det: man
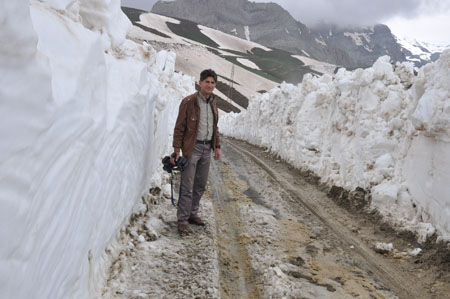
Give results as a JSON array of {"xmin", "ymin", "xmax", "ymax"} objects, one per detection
[{"xmin": 171, "ymin": 69, "xmax": 221, "ymax": 235}]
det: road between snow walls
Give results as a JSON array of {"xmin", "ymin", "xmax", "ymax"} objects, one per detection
[
  {"xmin": 2, "ymin": 1, "xmax": 450, "ymax": 299},
  {"xmin": 0, "ymin": 1, "xmax": 194, "ymax": 298}
]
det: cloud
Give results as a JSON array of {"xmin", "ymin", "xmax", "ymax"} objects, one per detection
[
  {"xmin": 121, "ymin": 0, "xmax": 158, "ymax": 11},
  {"xmin": 254, "ymin": 0, "xmax": 450, "ymax": 27},
  {"xmin": 386, "ymin": 13, "xmax": 450, "ymax": 45},
  {"xmin": 121, "ymin": 0, "xmax": 450, "ymax": 27}
]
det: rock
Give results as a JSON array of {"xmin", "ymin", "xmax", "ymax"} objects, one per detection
[
  {"xmin": 288, "ymin": 256, "xmax": 305, "ymax": 267},
  {"xmin": 374, "ymin": 242, "xmax": 394, "ymax": 254}
]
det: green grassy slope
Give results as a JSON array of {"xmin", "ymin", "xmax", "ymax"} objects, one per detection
[
  {"xmin": 121, "ymin": 7, "xmax": 322, "ymax": 85},
  {"xmin": 166, "ymin": 19, "xmax": 220, "ymax": 48}
]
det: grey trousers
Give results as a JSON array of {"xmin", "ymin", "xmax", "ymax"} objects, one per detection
[{"xmin": 177, "ymin": 143, "xmax": 211, "ymax": 224}]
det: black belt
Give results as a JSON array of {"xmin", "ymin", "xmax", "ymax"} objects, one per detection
[{"xmin": 196, "ymin": 140, "xmax": 212, "ymax": 144}]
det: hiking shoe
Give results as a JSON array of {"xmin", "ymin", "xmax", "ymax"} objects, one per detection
[
  {"xmin": 178, "ymin": 223, "xmax": 192, "ymax": 236},
  {"xmin": 188, "ymin": 217, "xmax": 206, "ymax": 226}
]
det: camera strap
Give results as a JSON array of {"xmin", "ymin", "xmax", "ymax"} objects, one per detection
[{"xmin": 170, "ymin": 172, "xmax": 177, "ymax": 207}]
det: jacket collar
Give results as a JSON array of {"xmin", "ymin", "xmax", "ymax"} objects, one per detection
[{"xmin": 195, "ymin": 91, "xmax": 215, "ymax": 105}]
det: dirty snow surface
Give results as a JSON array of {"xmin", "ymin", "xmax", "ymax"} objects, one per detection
[{"xmin": 102, "ymin": 189, "xmax": 220, "ymax": 298}]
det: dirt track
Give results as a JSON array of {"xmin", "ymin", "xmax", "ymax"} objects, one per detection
[
  {"xmin": 215, "ymin": 137, "xmax": 450, "ymax": 299},
  {"xmin": 102, "ymin": 137, "xmax": 450, "ymax": 298}
]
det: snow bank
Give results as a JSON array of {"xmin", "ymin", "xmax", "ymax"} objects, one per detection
[
  {"xmin": 0, "ymin": 1, "xmax": 193, "ymax": 299},
  {"xmin": 220, "ymin": 52, "xmax": 450, "ymax": 241}
]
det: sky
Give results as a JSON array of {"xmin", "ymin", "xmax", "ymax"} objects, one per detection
[{"xmin": 121, "ymin": 0, "xmax": 450, "ymax": 45}]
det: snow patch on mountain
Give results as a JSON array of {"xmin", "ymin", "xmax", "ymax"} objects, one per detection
[
  {"xmin": 292, "ymin": 55, "xmax": 337, "ymax": 75},
  {"xmin": 396, "ymin": 36, "xmax": 449, "ymax": 63},
  {"xmin": 237, "ymin": 58, "xmax": 261, "ymax": 70},
  {"xmin": 220, "ymin": 52, "xmax": 450, "ymax": 242},
  {"xmin": 344, "ymin": 32, "xmax": 372, "ymax": 46},
  {"xmin": 199, "ymin": 24, "xmax": 271, "ymax": 53},
  {"xmin": 344, "ymin": 32, "xmax": 373, "ymax": 52},
  {"xmin": 244, "ymin": 25, "xmax": 251, "ymax": 41},
  {"xmin": 315, "ymin": 38, "xmax": 327, "ymax": 47}
]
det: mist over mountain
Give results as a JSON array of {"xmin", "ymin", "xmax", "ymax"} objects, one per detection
[{"xmin": 151, "ymin": 0, "xmax": 444, "ymax": 68}]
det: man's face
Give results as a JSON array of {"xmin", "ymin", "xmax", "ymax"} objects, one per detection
[{"xmin": 199, "ymin": 76, "xmax": 216, "ymax": 97}]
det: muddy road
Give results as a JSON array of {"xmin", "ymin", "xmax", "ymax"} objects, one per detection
[{"xmin": 102, "ymin": 137, "xmax": 450, "ymax": 298}]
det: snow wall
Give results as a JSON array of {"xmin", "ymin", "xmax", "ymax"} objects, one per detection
[
  {"xmin": 0, "ymin": 1, "xmax": 194, "ymax": 298},
  {"xmin": 220, "ymin": 52, "xmax": 450, "ymax": 242}
]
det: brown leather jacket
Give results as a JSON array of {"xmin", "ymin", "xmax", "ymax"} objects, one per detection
[{"xmin": 173, "ymin": 92, "xmax": 220, "ymax": 158}]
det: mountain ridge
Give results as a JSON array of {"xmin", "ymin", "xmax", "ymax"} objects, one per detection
[
  {"xmin": 151, "ymin": 0, "xmax": 446, "ymax": 68},
  {"xmin": 151, "ymin": 0, "xmax": 356, "ymax": 68}
]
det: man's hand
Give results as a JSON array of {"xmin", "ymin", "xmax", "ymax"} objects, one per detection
[
  {"xmin": 214, "ymin": 148, "xmax": 221, "ymax": 160},
  {"xmin": 170, "ymin": 150, "xmax": 180, "ymax": 165}
]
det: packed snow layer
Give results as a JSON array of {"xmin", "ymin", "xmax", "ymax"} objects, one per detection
[
  {"xmin": 0, "ymin": 1, "xmax": 193, "ymax": 299},
  {"xmin": 220, "ymin": 52, "xmax": 450, "ymax": 241}
]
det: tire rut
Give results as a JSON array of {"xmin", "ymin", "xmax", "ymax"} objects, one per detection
[
  {"xmin": 225, "ymin": 138, "xmax": 429, "ymax": 299},
  {"xmin": 209, "ymin": 161, "xmax": 263, "ymax": 299}
]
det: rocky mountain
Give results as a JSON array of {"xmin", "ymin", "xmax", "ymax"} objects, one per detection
[
  {"xmin": 395, "ymin": 37, "xmax": 448, "ymax": 66},
  {"xmin": 151, "ymin": 0, "xmax": 403, "ymax": 68},
  {"xmin": 152, "ymin": 0, "xmax": 447, "ymax": 69},
  {"xmin": 312, "ymin": 23, "xmax": 406, "ymax": 69},
  {"xmin": 151, "ymin": 0, "xmax": 356, "ymax": 68}
]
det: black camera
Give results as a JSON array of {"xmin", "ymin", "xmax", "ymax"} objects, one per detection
[{"xmin": 162, "ymin": 153, "xmax": 189, "ymax": 173}]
